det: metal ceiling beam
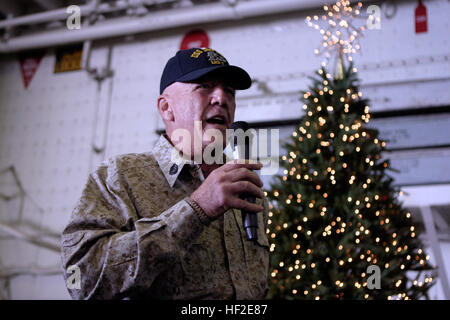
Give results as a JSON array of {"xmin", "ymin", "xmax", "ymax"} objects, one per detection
[
  {"xmin": 0, "ymin": 3, "xmax": 94, "ymax": 29},
  {"xmin": 0, "ymin": 0, "xmax": 375, "ymax": 53},
  {"xmin": 0, "ymin": 0, "xmax": 182, "ymax": 29},
  {"xmin": 0, "ymin": 0, "xmax": 22, "ymax": 17},
  {"xmin": 33, "ymin": 0, "xmax": 65, "ymax": 10}
]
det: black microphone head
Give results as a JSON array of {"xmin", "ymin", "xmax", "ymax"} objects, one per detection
[
  {"xmin": 230, "ymin": 121, "xmax": 252, "ymax": 150},
  {"xmin": 230, "ymin": 121, "xmax": 249, "ymax": 131},
  {"xmin": 229, "ymin": 121, "xmax": 255, "ymax": 160}
]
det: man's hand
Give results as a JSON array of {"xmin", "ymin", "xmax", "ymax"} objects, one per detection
[{"xmin": 190, "ymin": 161, "xmax": 265, "ymax": 219}]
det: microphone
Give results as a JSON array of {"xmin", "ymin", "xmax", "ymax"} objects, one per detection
[{"xmin": 230, "ymin": 121, "xmax": 258, "ymax": 241}]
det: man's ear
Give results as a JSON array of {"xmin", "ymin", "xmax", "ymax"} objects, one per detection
[{"xmin": 157, "ymin": 94, "xmax": 174, "ymax": 122}]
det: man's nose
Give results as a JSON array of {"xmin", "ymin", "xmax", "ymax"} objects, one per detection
[{"xmin": 210, "ymin": 85, "xmax": 227, "ymax": 107}]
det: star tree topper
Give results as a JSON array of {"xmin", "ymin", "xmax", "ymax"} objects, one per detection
[{"xmin": 306, "ymin": 0, "xmax": 369, "ymax": 78}]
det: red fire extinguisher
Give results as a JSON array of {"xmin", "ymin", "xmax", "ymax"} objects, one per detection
[{"xmin": 415, "ymin": 0, "xmax": 428, "ymax": 33}]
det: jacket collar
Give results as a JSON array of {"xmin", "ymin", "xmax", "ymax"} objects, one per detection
[{"xmin": 152, "ymin": 135, "xmax": 194, "ymax": 188}]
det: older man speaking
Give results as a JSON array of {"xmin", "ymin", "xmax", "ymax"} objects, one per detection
[{"xmin": 61, "ymin": 48, "xmax": 270, "ymax": 300}]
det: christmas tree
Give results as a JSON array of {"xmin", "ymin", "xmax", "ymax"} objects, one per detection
[{"xmin": 266, "ymin": 0, "xmax": 436, "ymax": 300}]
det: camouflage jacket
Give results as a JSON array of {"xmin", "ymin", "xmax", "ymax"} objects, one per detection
[{"xmin": 61, "ymin": 135, "xmax": 270, "ymax": 299}]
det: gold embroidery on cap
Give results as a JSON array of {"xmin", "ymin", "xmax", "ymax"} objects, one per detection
[
  {"xmin": 191, "ymin": 49, "xmax": 204, "ymax": 58},
  {"xmin": 190, "ymin": 48, "xmax": 228, "ymax": 65},
  {"xmin": 207, "ymin": 51, "xmax": 227, "ymax": 65}
]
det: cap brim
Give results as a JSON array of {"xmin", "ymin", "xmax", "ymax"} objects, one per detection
[{"xmin": 176, "ymin": 65, "xmax": 252, "ymax": 90}]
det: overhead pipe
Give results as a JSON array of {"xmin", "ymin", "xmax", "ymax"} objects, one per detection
[
  {"xmin": 0, "ymin": 0, "xmax": 185, "ymax": 29},
  {"xmin": 0, "ymin": 3, "xmax": 94, "ymax": 29},
  {"xmin": 81, "ymin": 0, "xmax": 99, "ymax": 75},
  {"xmin": 0, "ymin": 0, "xmax": 329, "ymax": 54}
]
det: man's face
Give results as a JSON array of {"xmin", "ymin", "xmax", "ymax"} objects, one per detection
[{"xmin": 160, "ymin": 74, "xmax": 237, "ymax": 157}]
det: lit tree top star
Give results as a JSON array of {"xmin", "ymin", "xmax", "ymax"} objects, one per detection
[{"xmin": 306, "ymin": 0, "xmax": 367, "ymax": 74}]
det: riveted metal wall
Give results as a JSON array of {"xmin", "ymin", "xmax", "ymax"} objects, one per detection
[{"xmin": 0, "ymin": 0, "xmax": 449, "ymax": 299}]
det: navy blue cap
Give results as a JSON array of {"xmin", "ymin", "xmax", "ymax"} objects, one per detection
[{"xmin": 160, "ymin": 47, "xmax": 252, "ymax": 94}]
